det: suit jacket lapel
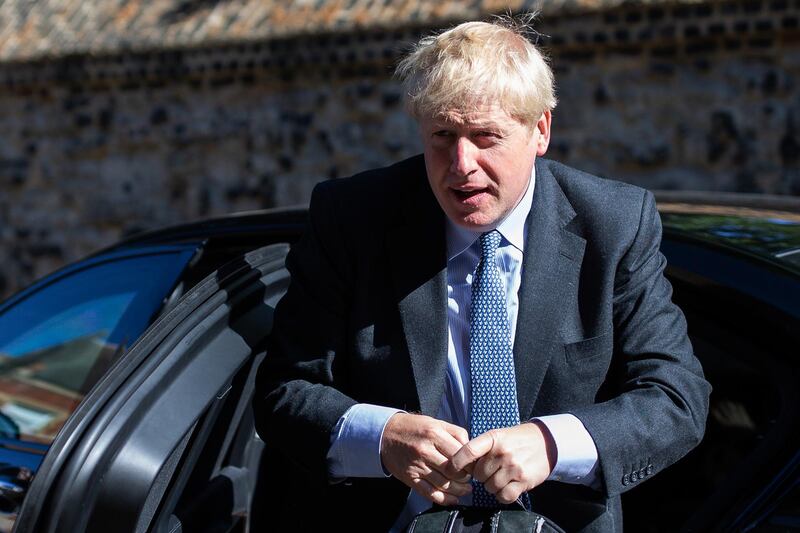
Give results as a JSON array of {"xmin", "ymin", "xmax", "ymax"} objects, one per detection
[
  {"xmin": 514, "ymin": 158, "xmax": 586, "ymax": 420},
  {"xmin": 390, "ymin": 164, "xmax": 449, "ymax": 416}
]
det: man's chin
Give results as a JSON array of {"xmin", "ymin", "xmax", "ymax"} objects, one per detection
[{"xmin": 449, "ymin": 211, "xmax": 500, "ymax": 232}]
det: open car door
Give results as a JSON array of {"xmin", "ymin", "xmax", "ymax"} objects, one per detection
[{"xmin": 13, "ymin": 243, "xmax": 289, "ymax": 533}]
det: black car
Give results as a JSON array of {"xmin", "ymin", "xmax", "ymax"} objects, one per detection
[{"xmin": 0, "ymin": 200, "xmax": 797, "ymax": 532}]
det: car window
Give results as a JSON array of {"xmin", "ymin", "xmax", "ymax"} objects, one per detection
[{"xmin": 0, "ymin": 249, "xmax": 195, "ymax": 445}]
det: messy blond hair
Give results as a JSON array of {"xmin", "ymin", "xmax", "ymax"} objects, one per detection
[{"xmin": 395, "ymin": 16, "xmax": 557, "ymax": 127}]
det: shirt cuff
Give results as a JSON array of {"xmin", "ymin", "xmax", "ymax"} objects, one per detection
[
  {"xmin": 327, "ymin": 403, "xmax": 403, "ymax": 479},
  {"xmin": 535, "ymin": 414, "xmax": 599, "ymax": 486}
]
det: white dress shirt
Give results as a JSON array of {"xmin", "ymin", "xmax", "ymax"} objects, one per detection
[{"xmin": 327, "ymin": 166, "xmax": 599, "ymax": 531}]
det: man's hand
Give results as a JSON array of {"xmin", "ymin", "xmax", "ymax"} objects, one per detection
[
  {"xmin": 451, "ymin": 421, "xmax": 556, "ymax": 505},
  {"xmin": 380, "ymin": 413, "xmax": 473, "ymax": 505}
]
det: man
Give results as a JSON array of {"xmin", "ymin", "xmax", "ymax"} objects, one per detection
[{"xmin": 254, "ymin": 17, "xmax": 710, "ymax": 532}]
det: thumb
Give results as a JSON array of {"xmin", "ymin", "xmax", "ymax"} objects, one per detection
[{"xmin": 451, "ymin": 431, "xmax": 495, "ymax": 472}]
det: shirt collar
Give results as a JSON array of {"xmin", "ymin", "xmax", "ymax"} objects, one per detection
[{"xmin": 446, "ymin": 165, "xmax": 536, "ymax": 260}]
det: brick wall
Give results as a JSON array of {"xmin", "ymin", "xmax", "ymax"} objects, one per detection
[{"xmin": 1, "ymin": 0, "xmax": 799, "ymax": 298}]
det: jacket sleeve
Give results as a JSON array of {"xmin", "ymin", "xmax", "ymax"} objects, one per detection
[
  {"xmin": 253, "ymin": 181, "xmax": 358, "ymax": 483},
  {"xmin": 569, "ymin": 189, "xmax": 711, "ymax": 497}
]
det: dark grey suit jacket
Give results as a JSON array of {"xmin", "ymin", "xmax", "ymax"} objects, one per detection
[{"xmin": 254, "ymin": 155, "xmax": 711, "ymax": 532}]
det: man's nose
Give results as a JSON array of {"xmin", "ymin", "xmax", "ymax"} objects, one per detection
[{"xmin": 450, "ymin": 137, "xmax": 478, "ymax": 177}]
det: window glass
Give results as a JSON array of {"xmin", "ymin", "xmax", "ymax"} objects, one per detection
[{"xmin": 0, "ymin": 249, "xmax": 194, "ymax": 444}]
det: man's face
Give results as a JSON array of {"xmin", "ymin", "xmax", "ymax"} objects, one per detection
[{"xmin": 420, "ymin": 104, "xmax": 551, "ymax": 231}]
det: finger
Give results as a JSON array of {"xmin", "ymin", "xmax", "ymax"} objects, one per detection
[
  {"xmin": 424, "ymin": 469, "xmax": 455, "ymax": 491},
  {"xmin": 448, "ymin": 480, "xmax": 473, "ymax": 497},
  {"xmin": 423, "ymin": 469, "xmax": 473, "ymax": 497},
  {"xmin": 480, "ymin": 456, "xmax": 513, "ymax": 492},
  {"xmin": 429, "ymin": 451, "xmax": 472, "ymax": 482},
  {"xmin": 410, "ymin": 478, "xmax": 459, "ymax": 506},
  {"xmin": 381, "ymin": 442, "xmax": 446, "ymax": 483},
  {"xmin": 495, "ymin": 481, "xmax": 529, "ymax": 505},
  {"xmin": 435, "ymin": 426, "xmax": 470, "ymax": 458},
  {"xmin": 444, "ymin": 423, "xmax": 470, "ymax": 446},
  {"xmin": 473, "ymin": 452, "xmax": 504, "ymax": 484},
  {"xmin": 431, "ymin": 453, "xmax": 473, "ymax": 483},
  {"xmin": 446, "ymin": 465, "xmax": 473, "ymax": 484},
  {"xmin": 428, "ymin": 453, "xmax": 472, "ymax": 484},
  {"xmin": 432, "ymin": 433, "xmax": 474, "ymax": 482},
  {"xmin": 452, "ymin": 432, "xmax": 495, "ymax": 472},
  {"xmin": 409, "ymin": 448, "xmax": 470, "ymax": 487}
]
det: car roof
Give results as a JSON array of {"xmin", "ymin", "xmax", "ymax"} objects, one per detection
[
  {"xmin": 658, "ymin": 202, "xmax": 800, "ymax": 276},
  {"xmin": 106, "ymin": 206, "xmax": 308, "ymax": 251}
]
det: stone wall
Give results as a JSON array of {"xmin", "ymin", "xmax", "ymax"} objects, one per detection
[{"xmin": 1, "ymin": 0, "xmax": 799, "ymax": 298}]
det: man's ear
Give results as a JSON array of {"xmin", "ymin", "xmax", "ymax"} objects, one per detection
[{"xmin": 535, "ymin": 110, "xmax": 552, "ymax": 157}]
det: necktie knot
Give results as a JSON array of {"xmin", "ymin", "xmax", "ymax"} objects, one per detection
[{"xmin": 478, "ymin": 230, "xmax": 502, "ymax": 262}]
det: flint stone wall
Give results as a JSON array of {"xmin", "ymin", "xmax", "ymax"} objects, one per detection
[{"xmin": 1, "ymin": 0, "xmax": 799, "ymax": 298}]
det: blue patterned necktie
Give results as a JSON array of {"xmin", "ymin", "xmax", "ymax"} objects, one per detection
[{"xmin": 469, "ymin": 230, "xmax": 529, "ymax": 509}]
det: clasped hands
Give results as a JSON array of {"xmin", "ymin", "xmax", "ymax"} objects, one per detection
[{"xmin": 380, "ymin": 413, "xmax": 556, "ymax": 506}]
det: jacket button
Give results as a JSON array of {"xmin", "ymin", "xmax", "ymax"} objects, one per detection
[
  {"xmin": 646, "ymin": 465, "xmax": 654, "ymax": 475},
  {"xmin": 631, "ymin": 471, "xmax": 640, "ymax": 481},
  {"xmin": 621, "ymin": 474, "xmax": 630, "ymax": 485}
]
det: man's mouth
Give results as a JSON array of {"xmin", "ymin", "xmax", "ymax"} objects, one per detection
[{"xmin": 452, "ymin": 188, "xmax": 487, "ymax": 201}]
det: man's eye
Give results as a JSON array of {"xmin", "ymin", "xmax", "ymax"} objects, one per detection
[
  {"xmin": 476, "ymin": 131, "xmax": 498, "ymax": 138},
  {"xmin": 433, "ymin": 130, "xmax": 453, "ymax": 138}
]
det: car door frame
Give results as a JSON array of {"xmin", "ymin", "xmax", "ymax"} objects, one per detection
[{"xmin": 13, "ymin": 243, "xmax": 290, "ymax": 533}]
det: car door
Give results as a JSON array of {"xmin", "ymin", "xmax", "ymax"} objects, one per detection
[
  {"xmin": 0, "ymin": 243, "xmax": 201, "ymax": 531},
  {"xmin": 12, "ymin": 243, "xmax": 290, "ymax": 533},
  {"xmin": 622, "ymin": 231, "xmax": 800, "ymax": 532}
]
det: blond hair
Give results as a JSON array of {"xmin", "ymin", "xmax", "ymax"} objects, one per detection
[{"xmin": 395, "ymin": 17, "xmax": 557, "ymax": 126}]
